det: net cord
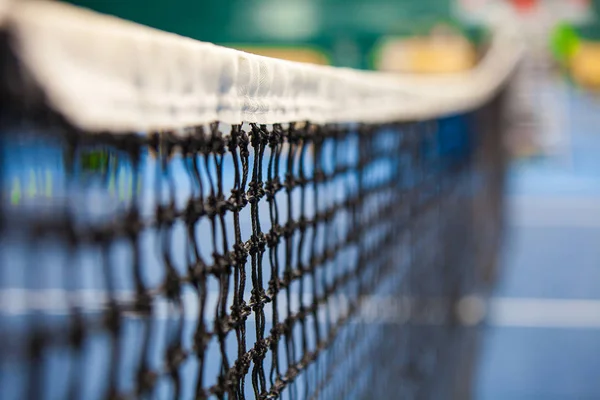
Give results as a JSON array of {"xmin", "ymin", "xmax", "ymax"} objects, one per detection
[{"xmin": 0, "ymin": 0, "xmax": 522, "ymax": 133}]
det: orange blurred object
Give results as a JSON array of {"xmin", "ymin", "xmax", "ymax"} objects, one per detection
[
  {"xmin": 375, "ymin": 26, "xmax": 477, "ymax": 74},
  {"xmin": 233, "ymin": 47, "xmax": 329, "ymax": 65},
  {"xmin": 570, "ymin": 41, "xmax": 600, "ymax": 89},
  {"xmin": 511, "ymin": 0, "xmax": 538, "ymax": 13}
]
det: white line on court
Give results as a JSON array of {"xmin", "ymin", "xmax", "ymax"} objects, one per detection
[
  {"xmin": 488, "ymin": 298, "xmax": 600, "ymax": 329},
  {"xmin": 508, "ymin": 196, "xmax": 600, "ymax": 227},
  {"xmin": 507, "ymin": 196, "xmax": 600, "ymax": 228},
  {"xmin": 2, "ymin": 289, "xmax": 600, "ymax": 329}
]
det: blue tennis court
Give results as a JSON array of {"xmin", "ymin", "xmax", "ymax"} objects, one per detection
[{"xmin": 476, "ymin": 81, "xmax": 600, "ymax": 399}]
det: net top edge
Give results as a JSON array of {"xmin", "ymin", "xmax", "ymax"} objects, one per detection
[{"xmin": 1, "ymin": 0, "xmax": 524, "ymax": 134}]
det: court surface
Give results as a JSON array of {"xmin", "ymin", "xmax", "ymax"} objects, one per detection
[{"xmin": 476, "ymin": 81, "xmax": 600, "ymax": 399}]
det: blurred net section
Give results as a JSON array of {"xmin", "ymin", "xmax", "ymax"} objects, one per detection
[{"xmin": 0, "ymin": 2, "xmax": 515, "ymax": 400}]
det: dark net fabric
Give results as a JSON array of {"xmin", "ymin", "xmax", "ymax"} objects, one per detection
[{"xmin": 0, "ymin": 39, "xmax": 508, "ymax": 400}]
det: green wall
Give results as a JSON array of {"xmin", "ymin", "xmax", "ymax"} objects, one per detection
[{"xmin": 64, "ymin": 0, "xmax": 455, "ymax": 68}]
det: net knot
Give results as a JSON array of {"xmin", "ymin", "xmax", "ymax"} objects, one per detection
[
  {"xmin": 284, "ymin": 220, "xmax": 298, "ymax": 239},
  {"xmin": 148, "ymin": 132, "xmax": 161, "ymax": 154},
  {"xmin": 287, "ymin": 125, "xmax": 302, "ymax": 144},
  {"xmin": 136, "ymin": 368, "xmax": 158, "ymax": 394},
  {"xmin": 103, "ymin": 305, "xmax": 121, "ymax": 333},
  {"xmin": 119, "ymin": 133, "xmax": 143, "ymax": 162},
  {"xmin": 296, "ymin": 305, "xmax": 307, "ymax": 320},
  {"xmin": 193, "ymin": 327, "xmax": 211, "ymax": 353},
  {"xmin": 323, "ymin": 207, "xmax": 335, "ymax": 222},
  {"xmin": 69, "ymin": 312, "xmax": 86, "ymax": 348},
  {"xmin": 233, "ymin": 243, "xmax": 249, "ymax": 265},
  {"xmin": 297, "ymin": 174, "xmax": 309, "ymax": 187},
  {"xmin": 124, "ymin": 210, "xmax": 142, "ymax": 238},
  {"xmin": 265, "ymin": 225, "xmax": 282, "ymax": 247},
  {"xmin": 183, "ymin": 127, "xmax": 207, "ymax": 154},
  {"xmin": 310, "ymin": 124, "xmax": 324, "ymax": 144},
  {"xmin": 133, "ymin": 292, "xmax": 153, "ymax": 315},
  {"xmin": 246, "ymin": 181, "xmax": 264, "ymax": 204},
  {"xmin": 253, "ymin": 339, "xmax": 269, "ymax": 361},
  {"xmin": 230, "ymin": 300, "xmax": 251, "ymax": 320},
  {"xmin": 152, "ymin": 131, "xmax": 178, "ymax": 159},
  {"xmin": 240, "ymin": 302, "xmax": 252, "ymax": 318},
  {"xmin": 250, "ymin": 124, "xmax": 267, "ymax": 147},
  {"xmin": 205, "ymin": 194, "xmax": 227, "ymax": 218},
  {"xmin": 90, "ymin": 226, "xmax": 111, "ymax": 244},
  {"xmin": 297, "ymin": 216, "xmax": 308, "ymax": 233},
  {"xmin": 164, "ymin": 268, "xmax": 182, "ymax": 300},
  {"xmin": 264, "ymin": 177, "xmax": 281, "ymax": 199},
  {"xmin": 238, "ymin": 130, "xmax": 250, "ymax": 158},
  {"xmin": 185, "ymin": 198, "xmax": 205, "ymax": 224},
  {"xmin": 267, "ymin": 380, "xmax": 286, "ymax": 399},
  {"xmin": 228, "ymin": 125, "xmax": 241, "ymax": 151},
  {"xmin": 267, "ymin": 278, "xmax": 281, "ymax": 296},
  {"xmin": 246, "ymin": 233, "xmax": 266, "ymax": 255},
  {"xmin": 215, "ymin": 374, "xmax": 237, "ymax": 398},
  {"xmin": 283, "ymin": 173, "xmax": 296, "ymax": 191},
  {"xmin": 286, "ymin": 365, "xmax": 300, "ymax": 381},
  {"xmin": 188, "ymin": 260, "xmax": 208, "ymax": 284},
  {"xmin": 268, "ymin": 124, "xmax": 284, "ymax": 147},
  {"xmin": 228, "ymin": 189, "xmax": 247, "ymax": 211},
  {"xmin": 156, "ymin": 204, "xmax": 176, "ymax": 225},
  {"xmin": 270, "ymin": 322, "xmax": 286, "ymax": 339},
  {"xmin": 217, "ymin": 315, "xmax": 235, "ymax": 334},
  {"xmin": 209, "ymin": 124, "xmax": 227, "ymax": 155},
  {"xmin": 282, "ymin": 269, "xmax": 297, "ymax": 286},
  {"xmin": 233, "ymin": 354, "xmax": 252, "ymax": 378},
  {"xmin": 313, "ymin": 170, "xmax": 326, "ymax": 184},
  {"xmin": 167, "ymin": 345, "xmax": 187, "ymax": 371},
  {"xmin": 212, "ymin": 252, "xmax": 232, "ymax": 275},
  {"xmin": 249, "ymin": 288, "xmax": 270, "ymax": 309}
]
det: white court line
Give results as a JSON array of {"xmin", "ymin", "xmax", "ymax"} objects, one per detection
[
  {"xmin": 2, "ymin": 288, "xmax": 600, "ymax": 329},
  {"xmin": 488, "ymin": 298, "xmax": 600, "ymax": 329},
  {"xmin": 508, "ymin": 196, "xmax": 600, "ymax": 228}
]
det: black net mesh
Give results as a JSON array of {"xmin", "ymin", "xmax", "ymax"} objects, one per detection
[{"xmin": 0, "ymin": 34, "xmax": 509, "ymax": 400}]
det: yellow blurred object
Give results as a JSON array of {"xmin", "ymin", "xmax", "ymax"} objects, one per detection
[
  {"xmin": 232, "ymin": 46, "xmax": 330, "ymax": 65},
  {"xmin": 375, "ymin": 33, "xmax": 477, "ymax": 74},
  {"xmin": 570, "ymin": 41, "xmax": 600, "ymax": 89}
]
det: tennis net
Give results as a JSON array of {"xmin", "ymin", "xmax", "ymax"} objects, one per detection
[{"xmin": 0, "ymin": 1, "xmax": 521, "ymax": 399}]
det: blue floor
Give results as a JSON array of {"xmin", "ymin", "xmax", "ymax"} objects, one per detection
[{"xmin": 475, "ymin": 84, "xmax": 600, "ymax": 399}]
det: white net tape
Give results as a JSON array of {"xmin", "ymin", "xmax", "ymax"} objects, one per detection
[{"xmin": 1, "ymin": 0, "xmax": 523, "ymax": 133}]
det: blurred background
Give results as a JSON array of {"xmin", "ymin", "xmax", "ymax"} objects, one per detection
[{"xmin": 21, "ymin": 0, "xmax": 600, "ymax": 398}]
